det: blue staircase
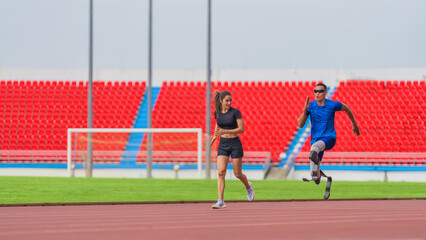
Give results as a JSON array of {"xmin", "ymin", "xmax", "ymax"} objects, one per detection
[{"xmin": 122, "ymin": 87, "xmax": 161, "ymax": 164}]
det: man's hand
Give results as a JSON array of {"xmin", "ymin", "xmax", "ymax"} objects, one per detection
[
  {"xmin": 297, "ymin": 96, "xmax": 310, "ymax": 128},
  {"xmin": 353, "ymin": 124, "xmax": 360, "ymax": 136},
  {"xmin": 303, "ymin": 96, "xmax": 310, "ymax": 113}
]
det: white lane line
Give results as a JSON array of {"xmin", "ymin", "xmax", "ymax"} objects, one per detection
[
  {"xmin": 2, "ymin": 210, "xmax": 426, "ymax": 229},
  {"xmin": 1, "ymin": 216, "xmax": 426, "ymax": 236}
]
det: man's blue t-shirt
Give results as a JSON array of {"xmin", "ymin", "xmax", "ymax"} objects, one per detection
[{"xmin": 306, "ymin": 99, "xmax": 342, "ymax": 144}]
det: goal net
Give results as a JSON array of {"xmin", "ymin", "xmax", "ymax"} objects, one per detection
[{"xmin": 67, "ymin": 128, "xmax": 203, "ymax": 178}]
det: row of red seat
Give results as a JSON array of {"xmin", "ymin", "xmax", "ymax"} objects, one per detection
[
  {"xmin": 166, "ymin": 81, "xmax": 317, "ymax": 88},
  {"xmin": 1, "ymin": 80, "xmax": 145, "ymax": 87}
]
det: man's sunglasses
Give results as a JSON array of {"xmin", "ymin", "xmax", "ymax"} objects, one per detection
[{"xmin": 314, "ymin": 89, "xmax": 326, "ymax": 93}]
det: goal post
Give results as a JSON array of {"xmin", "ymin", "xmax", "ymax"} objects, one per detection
[{"xmin": 67, "ymin": 128, "xmax": 203, "ymax": 178}]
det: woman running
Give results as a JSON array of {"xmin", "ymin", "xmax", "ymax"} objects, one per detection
[
  {"xmin": 298, "ymin": 83, "xmax": 360, "ymax": 199},
  {"xmin": 210, "ymin": 90, "xmax": 254, "ymax": 209}
]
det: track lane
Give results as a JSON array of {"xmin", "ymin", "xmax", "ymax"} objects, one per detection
[{"xmin": 1, "ymin": 200, "xmax": 425, "ymax": 240}]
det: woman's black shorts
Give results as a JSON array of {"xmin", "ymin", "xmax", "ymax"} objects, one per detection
[{"xmin": 217, "ymin": 136, "xmax": 244, "ymax": 159}]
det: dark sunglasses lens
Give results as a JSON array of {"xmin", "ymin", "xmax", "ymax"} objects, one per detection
[{"xmin": 314, "ymin": 90, "xmax": 325, "ymax": 93}]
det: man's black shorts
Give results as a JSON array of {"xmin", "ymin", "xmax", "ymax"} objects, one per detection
[{"xmin": 217, "ymin": 136, "xmax": 244, "ymax": 159}]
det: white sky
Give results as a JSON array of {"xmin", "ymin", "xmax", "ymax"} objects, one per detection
[{"xmin": 0, "ymin": 0, "xmax": 425, "ymax": 69}]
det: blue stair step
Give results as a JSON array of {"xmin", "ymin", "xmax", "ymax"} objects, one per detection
[{"xmin": 122, "ymin": 87, "xmax": 161, "ymax": 164}]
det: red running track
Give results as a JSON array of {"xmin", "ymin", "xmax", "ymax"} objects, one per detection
[{"xmin": 1, "ymin": 200, "xmax": 426, "ymax": 240}]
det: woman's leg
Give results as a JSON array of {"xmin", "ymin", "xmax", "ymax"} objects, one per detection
[
  {"xmin": 217, "ymin": 155, "xmax": 229, "ymax": 201},
  {"xmin": 232, "ymin": 158, "xmax": 250, "ymax": 189}
]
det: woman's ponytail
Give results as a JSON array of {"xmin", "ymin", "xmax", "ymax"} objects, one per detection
[
  {"xmin": 214, "ymin": 90, "xmax": 221, "ymax": 118},
  {"xmin": 214, "ymin": 90, "xmax": 232, "ymax": 118}
]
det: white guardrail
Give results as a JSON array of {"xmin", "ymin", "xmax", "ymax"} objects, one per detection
[
  {"xmin": 294, "ymin": 152, "xmax": 426, "ymax": 165},
  {"xmin": 0, "ymin": 150, "xmax": 271, "ymax": 166}
]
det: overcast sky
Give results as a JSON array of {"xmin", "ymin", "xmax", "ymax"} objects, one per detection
[{"xmin": 0, "ymin": 0, "xmax": 425, "ymax": 69}]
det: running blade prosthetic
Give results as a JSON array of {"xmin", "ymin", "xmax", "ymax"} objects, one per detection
[{"xmin": 302, "ymin": 171, "xmax": 332, "ymax": 200}]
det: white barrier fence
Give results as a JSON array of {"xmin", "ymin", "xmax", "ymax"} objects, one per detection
[
  {"xmin": 295, "ymin": 152, "xmax": 426, "ymax": 166},
  {"xmin": 0, "ymin": 150, "xmax": 270, "ymax": 166}
]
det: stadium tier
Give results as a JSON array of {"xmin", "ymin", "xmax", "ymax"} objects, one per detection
[
  {"xmin": 149, "ymin": 81, "xmax": 317, "ymax": 163},
  {"xmin": 297, "ymin": 80, "xmax": 426, "ymax": 165},
  {"xmin": 1, "ymin": 80, "xmax": 424, "ymax": 165},
  {"xmin": 0, "ymin": 80, "xmax": 145, "ymax": 163}
]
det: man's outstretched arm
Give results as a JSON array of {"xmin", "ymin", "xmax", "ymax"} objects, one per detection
[{"xmin": 341, "ymin": 103, "xmax": 360, "ymax": 135}]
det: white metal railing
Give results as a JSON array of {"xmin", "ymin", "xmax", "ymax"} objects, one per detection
[
  {"xmin": 0, "ymin": 150, "xmax": 271, "ymax": 166},
  {"xmin": 0, "ymin": 150, "xmax": 67, "ymax": 163}
]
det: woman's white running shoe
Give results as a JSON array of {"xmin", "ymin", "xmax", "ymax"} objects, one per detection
[
  {"xmin": 246, "ymin": 182, "xmax": 255, "ymax": 201},
  {"xmin": 212, "ymin": 199, "xmax": 226, "ymax": 209}
]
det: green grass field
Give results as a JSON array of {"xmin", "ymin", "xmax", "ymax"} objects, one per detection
[{"xmin": 1, "ymin": 176, "xmax": 426, "ymax": 204}]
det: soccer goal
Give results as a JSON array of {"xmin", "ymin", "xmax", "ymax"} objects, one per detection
[{"xmin": 67, "ymin": 128, "xmax": 203, "ymax": 178}]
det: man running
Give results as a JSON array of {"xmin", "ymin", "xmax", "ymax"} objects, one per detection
[{"xmin": 298, "ymin": 83, "xmax": 360, "ymax": 199}]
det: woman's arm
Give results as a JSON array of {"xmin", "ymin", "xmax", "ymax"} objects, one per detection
[
  {"xmin": 210, "ymin": 123, "xmax": 219, "ymax": 147},
  {"xmin": 297, "ymin": 96, "xmax": 310, "ymax": 128},
  {"xmin": 341, "ymin": 103, "xmax": 360, "ymax": 135},
  {"xmin": 216, "ymin": 118, "xmax": 244, "ymax": 135}
]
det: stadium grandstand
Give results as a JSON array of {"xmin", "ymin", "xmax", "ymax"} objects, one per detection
[{"xmin": 1, "ymin": 71, "xmax": 425, "ymax": 180}]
